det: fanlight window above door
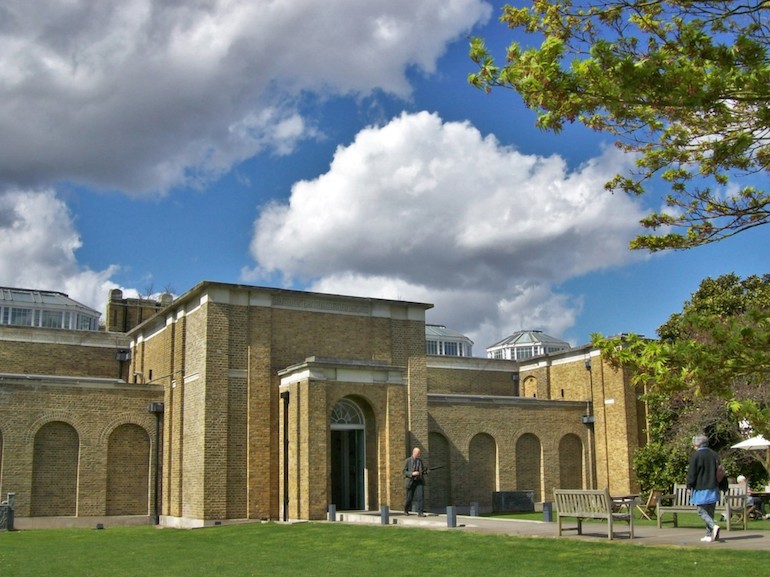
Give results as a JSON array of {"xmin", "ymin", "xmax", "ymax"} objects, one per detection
[{"xmin": 331, "ymin": 399, "xmax": 364, "ymax": 428}]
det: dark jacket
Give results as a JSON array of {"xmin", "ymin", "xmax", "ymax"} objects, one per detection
[
  {"xmin": 687, "ymin": 447, "xmax": 720, "ymax": 491},
  {"xmin": 403, "ymin": 456, "xmax": 425, "ymax": 489}
]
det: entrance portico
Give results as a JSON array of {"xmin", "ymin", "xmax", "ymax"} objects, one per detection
[{"xmin": 278, "ymin": 357, "xmax": 409, "ymax": 520}]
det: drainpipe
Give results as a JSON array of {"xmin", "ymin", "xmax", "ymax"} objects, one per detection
[
  {"xmin": 280, "ymin": 391, "xmax": 290, "ymax": 521},
  {"xmin": 148, "ymin": 402, "xmax": 165, "ymax": 524}
]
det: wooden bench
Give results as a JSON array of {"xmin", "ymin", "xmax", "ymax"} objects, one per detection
[
  {"xmin": 553, "ymin": 488, "xmax": 636, "ymax": 540},
  {"xmin": 656, "ymin": 483, "xmax": 748, "ymax": 531}
]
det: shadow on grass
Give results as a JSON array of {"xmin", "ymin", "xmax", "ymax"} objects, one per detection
[{"xmin": 484, "ymin": 510, "xmax": 770, "ymax": 531}]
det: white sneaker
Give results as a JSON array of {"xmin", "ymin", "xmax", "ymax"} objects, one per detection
[
  {"xmin": 712, "ymin": 525, "xmax": 720, "ymax": 541},
  {"xmin": 700, "ymin": 536, "xmax": 712, "ymax": 542}
]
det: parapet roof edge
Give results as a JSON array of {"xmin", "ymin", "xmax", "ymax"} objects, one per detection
[
  {"xmin": 428, "ymin": 393, "xmax": 586, "ymax": 409},
  {"xmin": 426, "ymin": 355, "xmax": 518, "ymax": 371},
  {"xmin": 278, "ymin": 355, "xmax": 405, "ymax": 375},
  {"xmin": 128, "ymin": 280, "xmax": 434, "ymax": 335}
]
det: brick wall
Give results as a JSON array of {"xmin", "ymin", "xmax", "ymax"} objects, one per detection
[
  {"xmin": 105, "ymin": 290, "xmax": 170, "ymax": 333},
  {"xmin": 0, "ymin": 326, "xmax": 129, "ymax": 380},
  {"xmin": 519, "ymin": 350, "xmax": 645, "ymax": 496},
  {"xmin": 0, "ymin": 376, "xmax": 161, "ymax": 518},
  {"xmin": 427, "ymin": 361, "xmax": 517, "ymax": 396},
  {"xmin": 427, "ymin": 397, "xmax": 589, "ymax": 508},
  {"xmin": 133, "ymin": 283, "xmax": 429, "ymax": 525},
  {"xmin": 1, "ymin": 282, "xmax": 647, "ymax": 526}
]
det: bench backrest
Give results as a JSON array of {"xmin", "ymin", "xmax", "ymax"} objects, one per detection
[
  {"xmin": 670, "ymin": 484, "xmax": 689, "ymax": 506},
  {"xmin": 724, "ymin": 483, "xmax": 747, "ymax": 508},
  {"xmin": 554, "ymin": 488, "xmax": 612, "ymax": 514},
  {"xmin": 670, "ymin": 483, "xmax": 746, "ymax": 506}
]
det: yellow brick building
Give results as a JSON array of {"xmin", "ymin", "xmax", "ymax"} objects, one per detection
[{"xmin": 0, "ymin": 281, "xmax": 646, "ymax": 528}]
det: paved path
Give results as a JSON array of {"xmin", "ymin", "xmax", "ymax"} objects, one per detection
[{"xmin": 335, "ymin": 511, "xmax": 770, "ymax": 551}]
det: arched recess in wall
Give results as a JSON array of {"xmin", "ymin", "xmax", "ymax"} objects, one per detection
[
  {"xmin": 106, "ymin": 424, "xmax": 151, "ymax": 515},
  {"xmin": 428, "ymin": 432, "xmax": 451, "ymax": 509},
  {"xmin": 558, "ymin": 434, "xmax": 584, "ymax": 489},
  {"xmin": 468, "ymin": 433, "xmax": 497, "ymax": 509},
  {"xmin": 522, "ymin": 377, "xmax": 537, "ymax": 398},
  {"xmin": 31, "ymin": 421, "xmax": 79, "ymax": 516},
  {"xmin": 516, "ymin": 433, "xmax": 542, "ymax": 501}
]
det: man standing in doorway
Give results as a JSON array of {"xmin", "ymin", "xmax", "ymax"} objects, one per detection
[{"xmin": 403, "ymin": 447, "xmax": 426, "ymax": 516}]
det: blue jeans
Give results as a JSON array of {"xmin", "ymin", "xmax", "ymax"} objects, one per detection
[{"xmin": 696, "ymin": 502, "xmax": 717, "ymax": 535}]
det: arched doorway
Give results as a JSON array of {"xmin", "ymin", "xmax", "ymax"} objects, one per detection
[{"xmin": 330, "ymin": 399, "xmax": 366, "ymax": 510}]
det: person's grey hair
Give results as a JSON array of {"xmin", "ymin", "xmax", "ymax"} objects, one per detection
[{"xmin": 692, "ymin": 434, "xmax": 709, "ymax": 448}]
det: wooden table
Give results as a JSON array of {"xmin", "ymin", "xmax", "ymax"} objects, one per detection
[
  {"xmin": 750, "ymin": 491, "xmax": 770, "ymax": 516},
  {"xmin": 611, "ymin": 494, "xmax": 640, "ymax": 514}
]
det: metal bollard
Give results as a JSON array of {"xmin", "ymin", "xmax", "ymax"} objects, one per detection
[
  {"xmin": 446, "ymin": 506, "xmax": 457, "ymax": 528},
  {"xmin": 6, "ymin": 493, "xmax": 15, "ymax": 531},
  {"xmin": 542, "ymin": 501, "xmax": 553, "ymax": 522},
  {"xmin": 328, "ymin": 504, "xmax": 337, "ymax": 522},
  {"xmin": 380, "ymin": 505, "xmax": 390, "ymax": 525}
]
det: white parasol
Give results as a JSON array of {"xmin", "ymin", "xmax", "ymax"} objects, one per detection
[
  {"xmin": 731, "ymin": 435, "xmax": 770, "ymax": 476},
  {"xmin": 731, "ymin": 434, "xmax": 770, "ymax": 450}
]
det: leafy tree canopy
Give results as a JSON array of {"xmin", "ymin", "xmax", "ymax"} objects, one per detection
[
  {"xmin": 594, "ymin": 274, "xmax": 770, "ymax": 488},
  {"xmin": 469, "ymin": 1, "xmax": 770, "ymax": 251},
  {"xmin": 596, "ymin": 274, "xmax": 770, "ymax": 417}
]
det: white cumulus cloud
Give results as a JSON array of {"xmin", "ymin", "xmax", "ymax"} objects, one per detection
[
  {"xmin": 0, "ymin": 189, "xmax": 130, "ymax": 313},
  {"xmin": 0, "ymin": 0, "xmax": 491, "ymax": 194},
  {"xmin": 0, "ymin": 1, "xmax": 491, "ymax": 310},
  {"xmin": 246, "ymin": 111, "xmax": 649, "ymax": 349}
]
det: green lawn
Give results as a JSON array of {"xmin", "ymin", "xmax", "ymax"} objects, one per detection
[{"xmin": 2, "ymin": 521, "xmax": 770, "ymax": 577}]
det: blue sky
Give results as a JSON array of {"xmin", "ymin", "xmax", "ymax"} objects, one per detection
[{"xmin": 1, "ymin": 1, "xmax": 768, "ymax": 352}]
